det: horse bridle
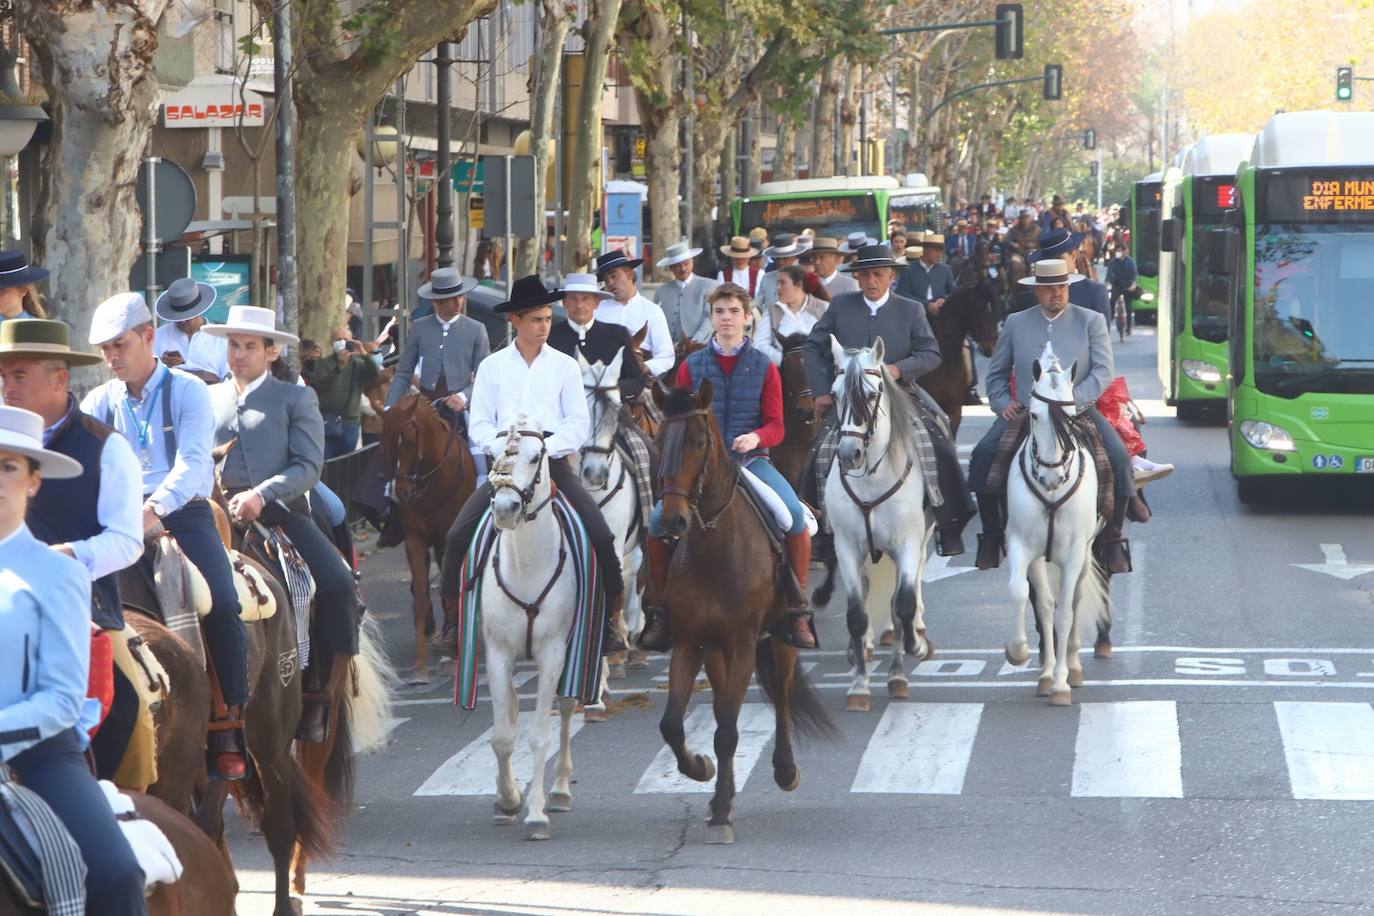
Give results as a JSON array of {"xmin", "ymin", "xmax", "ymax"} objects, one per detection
[
  {"xmin": 394, "ymin": 413, "xmax": 456, "ymax": 503},
  {"xmin": 1019, "ymin": 388, "xmax": 1087, "ymax": 562},
  {"xmin": 490, "ymin": 429, "xmax": 555, "ymax": 522},
  {"xmin": 835, "ymin": 367, "xmax": 914, "ymax": 563},
  {"xmin": 582, "ymin": 382, "xmax": 628, "ymax": 508},
  {"xmin": 659, "ymin": 407, "xmax": 739, "ymax": 531}
]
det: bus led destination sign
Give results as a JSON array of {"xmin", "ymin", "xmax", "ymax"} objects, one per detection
[
  {"xmin": 1302, "ymin": 179, "xmax": 1374, "ymax": 212},
  {"xmin": 1264, "ymin": 173, "xmax": 1374, "ymax": 222}
]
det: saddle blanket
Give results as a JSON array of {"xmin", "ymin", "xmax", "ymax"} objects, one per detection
[
  {"xmin": 0, "ymin": 768, "xmax": 84, "ymax": 916},
  {"xmin": 986, "ymin": 411, "xmax": 1115, "ymax": 522},
  {"xmin": 739, "ymin": 463, "xmax": 818, "ymax": 537},
  {"xmin": 97, "ymin": 782, "xmax": 182, "ymax": 893},
  {"xmin": 614, "ymin": 411, "xmax": 657, "ymax": 532},
  {"xmin": 152, "ymin": 538, "xmax": 279, "ymax": 670},
  {"xmin": 454, "ymin": 492, "xmax": 605, "ymax": 710}
]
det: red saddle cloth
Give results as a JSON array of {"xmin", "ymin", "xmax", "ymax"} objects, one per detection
[{"xmin": 87, "ymin": 627, "xmax": 114, "ymax": 739}]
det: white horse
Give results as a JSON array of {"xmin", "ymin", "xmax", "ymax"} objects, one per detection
[
  {"xmin": 826, "ymin": 336, "xmax": 935, "ymax": 712},
  {"xmin": 575, "ymin": 347, "xmax": 647, "ymax": 694},
  {"xmin": 481, "ymin": 418, "xmax": 579, "ymax": 839},
  {"xmin": 1003, "ymin": 343, "xmax": 1111, "ymax": 706}
]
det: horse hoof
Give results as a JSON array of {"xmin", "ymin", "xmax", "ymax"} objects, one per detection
[
  {"xmin": 694, "ymin": 755, "xmax": 716, "ymax": 783},
  {"xmin": 887, "ymin": 678, "xmax": 910, "ymax": 699},
  {"xmin": 548, "ymin": 793, "xmax": 572, "ymax": 812},
  {"xmin": 1067, "ymin": 669, "xmax": 1084, "ymax": 688},
  {"xmin": 607, "ymin": 650, "xmax": 627, "ymax": 667},
  {"xmin": 1050, "ymin": 690, "xmax": 1072, "ymax": 707},
  {"xmin": 706, "ymin": 824, "xmax": 735, "ymax": 845},
  {"xmin": 626, "ymin": 649, "xmax": 651, "ymax": 669},
  {"xmin": 918, "ymin": 629, "xmax": 934, "ymax": 659},
  {"xmin": 526, "ymin": 822, "xmax": 551, "ymax": 841},
  {"xmin": 865, "ymin": 647, "xmax": 876, "ymax": 663},
  {"xmin": 1036, "ymin": 677, "xmax": 1053, "ymax": 697},
  {"xmin": 493, "ymin": 795, "xmax": 523, "ymax": 820},
  {"xmin": 879, "ymin": 629, "xmax": 896, "ymax": 647},
  {"xmin": 777, "ymin": 766, "xmax": 801, "ymax": 792},
  {"xmin": 1094, "ymin": 639, "xmax": 1113, "ymax": 659},
  {"xmin": 407, "ymin": 668, "xmax": 431, "ymax": 686},
  {"xmin": 846, "ymin": 694, "xmax": 870, "ymax": 712},
  {"xmin": 1005, "ymin": 643, "xmax": 1030, "ymax": 666},
  {"xmin": 583, "ymin": 705, "xmax": 607, "ymax": 723}
]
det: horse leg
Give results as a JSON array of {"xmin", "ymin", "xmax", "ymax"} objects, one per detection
[
  {"xmin": 913, "ymin": 523, "xmax": 935, "ymax": 659},
  {"xmin": 486, "ymin": 652, "xmax": 524, "ymax": 822},
  {"xmin": 548, "ymin": 696, "xmax": 577, "ymax": 813},
  {"xmin": 1004, "ymin": 539, "xmax": 1036, "ymax": 676},
  {"xmin": 522, "ymin": 641, "xmax": 565, "ymax": 840},
  {"xmin": 768, "ymin": 640, "xmax": 801, "ymax": 792},
  {"xmin": 403, "ymin": 533, "xmax": 432, "ymax": 683},
  {"xmin": 839, "ymin": 545, "xmax": 872, "ymax": 712},
  {"xmin": 1026, "ymin": 559, "xmax": 1057, "ymax": 698},
  {"xmin": 622, "ymin": 543, "xmax": 647, "ymax": 669},
  {"xmin": 887, "ymin": 549, "xmax": 922, "ymax": 700},
  {"xmin": 1051, "ymin": 552, "xmax": 1087, "ymax": 705},
  {"xmin": 660, "ymin": 643, "xmax": 713, "ymax": 783},
  {"xmin": 705, "ymin": 645, "xmax": 753, "ymax": 845}
]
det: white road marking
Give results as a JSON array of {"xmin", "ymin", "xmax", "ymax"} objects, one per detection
[
  {"xmin": 633, "ymin": 704, "xmax": 775, "ymax": 794},
  {"xmin": 922, "ymin": 553, "xmax": 977, "ymax": 582},
  {"xmin": 1293, "ymin": 544, "xmax": 1374, "ymax": 581},
  {"xmin": 1275, "ymin": 701, "xmax": 1374, "ymax": 800},
  {"xmin": 413, "ymin": 714, "xmax": 587, "ymax": 796},
  {"xmin": 1072, "ymin": 701, "xmax": 1182, "ymax": 798},
  {"xmin": 850, "ymin": 703, "xmax": 983, "ymax": 794}
]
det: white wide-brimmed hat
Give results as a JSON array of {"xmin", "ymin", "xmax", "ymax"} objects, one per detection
[
  {"xmin": 88, "ymin": 292, "xmax": 152, "ymax": 346},
  {"xmin": 1017, "ymin": 258, "xmax": 1084, "ymax": 287},
  {"xmin": 0, "ymin": 405, "xmax": 82, "ymax": 478},
  {"xmin": 558, "ymin": 272, "xmax": 614, "ymax": 300},
  {"xmin": 201, "ymin": 305, "xmax": 299, "ymax": 346},
  {"xmin": 655, "ymin": 240, "xmax": 702, "ymax": 268}
]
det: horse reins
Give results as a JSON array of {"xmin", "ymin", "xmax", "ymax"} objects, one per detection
[
  {"xmin": 582, "ymin": 382, "xmax": 629, "ymax": 509},
  {"xmin": 1020, "ymin": 389, "xmax": 1087, "ymax": 563},
  {"xmin": 490, "ymin": 430, "xmax": 556, "ymax": 522},
  {"xmin": 397, "ymin": 416, "xmax": 456, "ymax": 503},
  {"xmin": 659, "ymin": 407, "xmax": 740, "ymax": 531},
  {"xmin": 836, "ymin": 367, "xmax": 914, "ymax": 562}
]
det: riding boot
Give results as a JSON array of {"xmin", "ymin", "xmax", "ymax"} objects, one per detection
[
  {"xmin": 782, "ymin": 532, "xmax": 818, "ymax": 649},
  {"xmin": 927, "ymin": 421, "xmax": 976, "ymax": 557},
  {"xmin": 636, "ymin": 537, "xmax": 674, "ymax": 652},
  {"xmin": 296, "ymin": 655, "xmax": 334, "ymax": 743},
  {"xmin": 601, "ymin": 590, "xmax": 628, "ymax": 655},
  {"xmin": 1093, "ymin": 501, "xmax": 1133, "ymax": 574},
  {"xmin": 331, "ymin": 521, "xmax": 357, "ymax": 573},
  {"xmin": 974, "ymin": 492, "xmax": 1005, "ymax": 570},
  {"xmin": 208, "ymin": 705, "xmax": 248, "ymax": 782}
]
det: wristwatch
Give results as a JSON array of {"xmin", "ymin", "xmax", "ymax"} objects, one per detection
[{"xmin": 146, "ymin": 501, "xmax": 168, "ymax": 518}]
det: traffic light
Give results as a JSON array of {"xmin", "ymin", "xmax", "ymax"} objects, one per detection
[
  {"xmin": 1083, "ymin": 128, "xmax": 1096, "ymax": 150},
  {"xmin": 1043, "ymin": 64, "xmax": 1062, "ymax": 101},
  {"xmin": 1090, "ymin": 161, "xmax": 1099, "ymax": 178},
  {"xmin": 1336, "ymin": 66, "xmax": 1354, "ymax": 102},
  {"xmin": 995, "ymin": 4, "xmax": 1023, "ymax": 60}
]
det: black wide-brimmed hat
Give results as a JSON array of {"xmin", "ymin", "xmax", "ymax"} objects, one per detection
[
  {"xmin": 1030, "ymin": 227, "xmax": 1085, "ymax": 262},
  {"xmin": 494, "ymin": 275, "xmax": 565, "ymax": 314},
  {"xmin": 0, "ymin": 250, "xmax": 49, "ymax": 290},
  {"xmin": 838, "ymin": 244, "xmax": 907, "ymax": 273},
  {"xmin": 594, "ymin": 248, "xmax": 643, "ymax": 278},
  {"xmin": 155, "ymin": 277, "xmax": 217, "ymax": 322}
]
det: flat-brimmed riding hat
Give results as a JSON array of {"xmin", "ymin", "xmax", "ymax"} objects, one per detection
[
  {"xmin": 920, "ymin": 233, "xmax": 946, "ymax": 247},
  {"xmin": 0, "ymin": 319, "xmax": 104, "ymax": 366},
  {"xmin": 88, "ymin": 292, "xmax": 153, "ymax": 346},
  {"xmin": 495, "ymin": 275, "xmax": 564, "ymax": 314},
  {"xmin": 0, "ymin": 251, "xmax": 48, "ymax": 291},
  {"xmin": 594, "ymin": 248, "xmax": 643, "ymax": 278},
  {"xmin": 201, "ymin": 305, "xmax": 300, "ymax": 346},
  {"xmin": 903, "ymin": 244, "xmax": 924, "ymax": 260},
  {"xmin": 763, "ymin": 233, "xmax": 805, "ymax": 260},
  {"xmin": 155, "ymin": 277, "xmax": 217, "ymax": 323},
  {"xmin": 655, "ymin": 240, "xmax": 701, "ymax": 268},
  {"xmin": 1017, "ymin": 258, "xmax": 1084, "ymax": 287},
  {"xmin": 0, "ymin": 405, "xmax": 82, "ymax": 478},
  {"xmin": 417, "ymin": 267, "xmax": 478, "ymax": 300},
  {"xmin": 838, "ymin": 244, "xmax": 907, "ymax": 273},
  {"xmin": 841, "ymin": 232, "xmax": 873, "ymax": 253},
  {"xmin": 720, "ymin": 236, "xmax": 754, "ymax": 260},
  {"xmin": 807, "ymin": 236, "xmax": 842, "ymax": 254},
  {"xmin": 747, "ymin": 227, "xmax": 769, "ymax": 243},
  {"xmin": 1030, "ymin": 227, "xmax": 1084, "ymax": 262},
  {"xmin": 557, "ymin": 272, "xmax": 614, "ymax": 301}
]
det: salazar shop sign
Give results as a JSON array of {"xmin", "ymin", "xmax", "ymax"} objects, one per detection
[{"xmin": 162, "ymin": 77, "xmax": 266, "ymax": 129}]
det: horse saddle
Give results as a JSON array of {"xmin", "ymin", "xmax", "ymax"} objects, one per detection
[
  {"xmin": 0, "ymin": 776, "xmax": 85, "ymax": 914},
  {"xmin": 986, "ymin": 412, "xmax": 1115, "ymax": 522},
  {"xmin": 149, "ymin": 536, "xmax": 278, "ymax": 624}
]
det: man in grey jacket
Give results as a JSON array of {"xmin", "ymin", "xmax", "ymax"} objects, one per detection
[
  {"xmin": 385, "ymin": 268, "xmax": 490, "ymax": 428},
  {"xmin": 207, "ymin": 306, "xmax": 359, "ymax": 743},
  {"xmin": 653, "ymin": 241, "xmax": 718, "ymax": 344},
  {"xmin": 803, "ymin": 244, "xmax": 976, "ymax": 556},
  {"xmin": 966, "ymin": 259, "xmax": 1140, "ymax": 575}
]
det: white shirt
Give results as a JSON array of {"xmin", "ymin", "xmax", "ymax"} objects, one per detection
[
  {"xmin": 569, "ymin": 317, "xmax": 595, "ymax": 339},
  {"xmin": 718, "ymin": 266, "xmax": 753, "ymax": 291},
  {"xmin": 594, "ymin": 292, "xmax": 674, "ymax": 376},
  {"xmin": 152, "ymin": 323, "xmax": 229, "ymax": 380},
  {"xmin": 754, "ymin": 300, "xmax": 823, "ymax": 365},
  {"xmin": 236, "ymin": 370, "xmax": 270, "ymax": 404},
  {"xmin": 863, "ymin": 292, "xmax": 890, "ymax": 316},
  {"xmin": 80, "ymin": 363, "xmax": 215, "ymax": 515},
  {"xmin": 820, "ymin": 270, "xmax": 839, "ymax": 286},
  {"xmin": 469, "ymin": 342, "xmax": 590, "ymax": 459}
]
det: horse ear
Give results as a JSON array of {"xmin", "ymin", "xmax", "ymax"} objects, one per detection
[
  {"xmin": 632, "ymin": 324, "xmax": 648, "ymax": 350},
  {"xmin": 830, "ymin": 334, "xmax": 846, "ymax": 370},
  {"xmin": 1068, "ymin": 359, "xmax": 1078, "ymax": 382},
  {"xmin": 871, "ymin": 336, "xmax": 885, "ymax": 366},
  {"xmin": 1032, "ymin": 359, "xmax": 1043, "ymax": 383},
  {"xmin": 697, "ymin": 379, "xmax": 713, "ymax": 408},
  {"xmin": 575, "ymin": 347, "xmax": 592, "ymax": 373},
  {"xmin": 607, "ymin": 346, "xmax": 625, "ymax": 379}
]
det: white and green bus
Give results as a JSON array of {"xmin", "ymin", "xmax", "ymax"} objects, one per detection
[{"xmin": 731, "ymin": 175, "xmax": 942, "ymax": 242}]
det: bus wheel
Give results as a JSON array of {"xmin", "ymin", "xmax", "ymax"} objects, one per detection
[{"xmin": 1236, "ymin": 478, "xmax": 1265, "ymax": 505}]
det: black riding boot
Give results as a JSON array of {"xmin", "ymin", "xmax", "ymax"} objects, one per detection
[
  {"xmin": 1093, "ymin": 501, "xmax": 1133, "ymax": 574},
  {"xmin": 928, "ymin": 422, "xmax": 977, "ymax": 557},
  {"xmin": 974, "ymin": 492, "xmax": 1005, "ymax": 570},
  {"xmin": 296, "ymin": 655, "xmax": 333, "ymax": 743}
]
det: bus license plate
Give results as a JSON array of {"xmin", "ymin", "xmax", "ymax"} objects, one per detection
[{"xmin": 1358, "ymin": 458, "xmax": 1374, "ymax": 474}]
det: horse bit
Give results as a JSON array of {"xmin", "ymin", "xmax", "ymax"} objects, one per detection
[{"xmin": 838, "ymin": 368, "xmax": 913, "ymax": 564}]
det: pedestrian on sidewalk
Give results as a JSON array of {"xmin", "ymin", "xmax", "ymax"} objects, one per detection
[{"xmin": 310, "ymin": 326, "xmax": 380, "ymax": 460}]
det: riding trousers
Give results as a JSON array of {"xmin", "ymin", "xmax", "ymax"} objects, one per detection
[
  {"xmin": 161, "ymin": 499, "xmax": 248, "ymax": 706},
  {"xmin": 258, "ymin": 501, "xmax": 361, "ymax": 657},
  {"xmin": 967, "ymin": 406, "xmax": 1134, "ymax": 502},
  {"xmin": 649, "ymin": 456, "xmax": 806, "ymax": 537},
  {"xmin": 440, "ymin": 456, "xmax": 624, "ymax": 604},
  {"xmin": 8, "ymin": 728, "xmax": 148, "ymax": 916}
]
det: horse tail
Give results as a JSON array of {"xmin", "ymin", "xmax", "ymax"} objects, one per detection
[
  {"xmin": 1074, "ymin": 555, "xmax": 1112, "ymax": 640},
  {"xmin": 323, "ymin": 614, "xmax": 397, "ymax": 809},
  {"xmin": 236, "ymin": 756, "xmax": 335, "ymax": 860},
  {"xmin": 754, "ymin": 640, "xmax": 839, "ymax": 741}
]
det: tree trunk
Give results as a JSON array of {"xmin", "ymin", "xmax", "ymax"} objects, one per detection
[
  {"xmin": 773, "ymin": 115, "xmax": 796, "ymax": 181},
  {"xmin": 627, "ymin": 87, "xmax": 680, "ymax": 280},
  {"xmin": 720, "ymin": 126, "xmax": 737, "ymax": 216},
  {"xmin": 744, "ymin": 101, "xmax": 761, "ymax": 195},
  {"xmin": 838, "ymin": 60, "xmax": 859, "ymax": 178},
  {"xmin": 20, "ymin": 0, "xmax": 170, "ymax": 388},
  {"xmin": 812, "ymin": 62, "xmax": 837, "ymax": 179},
  {"xmin": 692, "ymin": 114, "xmax": 729, "ymax": 245},
  {"xmin": 518, "ymin": 0, "xmax": 573, "ymax": 278},
  {"xmin": 568, "ymin": 0, "xmax": 623, "ymax": 270},
  {"xmin": 904, "ymin": 59, "xmax": 920, "ymax": 174}
]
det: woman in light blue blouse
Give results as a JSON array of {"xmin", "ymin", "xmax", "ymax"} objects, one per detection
[{"xmin": 0, "ymin": 404, "xmax": 147, "ymax": 915}]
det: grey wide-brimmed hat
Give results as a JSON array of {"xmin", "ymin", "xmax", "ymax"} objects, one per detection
[
  {"xmin": 763, "ymin": 233, "xmax": 805, "ymax": 259},
  {"xmin": 838, "ymin": 244, "xmax": 907, "ymax": 273},
  {"xmin": 417, "ymin": 267, "xmax": 478, "ymax": 300},
  {"xmin": 0, "ymin": 405, "xmax": 82, "ymax": 478},
  {"xmin": 155, "ymin": 277, "xmax": 217, "ymax": 323},
  {"xmin": 655, "ymin": 241, "xmax": 702, "ymax": 268},
  {"xmin": 1017, "ymin": 258, "xmax": 1084, "ymax": 287}
]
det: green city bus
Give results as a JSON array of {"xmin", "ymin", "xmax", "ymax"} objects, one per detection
[
  {"xmin": 1155, "ymin": 162, "xmax": 1185, "ymax": 392},
  {"xmin": 1218, "ymin": 110, "xmax": 1374, "ymax": 502},
  {"xmin": 731, "ymin": 175, "xmax": 942, "ymax": 242},
  {"xmin": 1157, "ymin": 133, "xmax": 1254, "ymax": 417},
  {"xmin": 1128, "ymin": 172, "xmax": 1164, "ymax": 319}
]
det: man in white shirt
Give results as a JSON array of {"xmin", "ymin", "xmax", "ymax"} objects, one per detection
[
  {"xmin": 807, "ymin": 236, "xmax": 860, "ymax": 296},
  {"xmin": 440, "ymin": 276, "xmax": 626, "ymax": 653},
  {"xmin": 82, "ymin": 293, "xmax": 248, "ymax": 781},
  {"xmin": 152, "ymin": 277, "xmax": 230, "ymax": 381},
  {"xmin": 594, "ymin": 249, "xmax": 674, "ymax": 377}
]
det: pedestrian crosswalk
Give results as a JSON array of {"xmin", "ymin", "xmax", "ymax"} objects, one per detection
[{"xmin": 399, "ymin": 700, "xmax": 1374, "ymax": 802}]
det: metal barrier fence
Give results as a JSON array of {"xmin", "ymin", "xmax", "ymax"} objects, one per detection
[{"xmin": 322, "ymin": 441, "xmax": 380, "ymax": 523}]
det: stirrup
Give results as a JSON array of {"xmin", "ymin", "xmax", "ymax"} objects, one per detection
[
  {"xmin": 1093, "ymin": 536, "xmax": 1132, "ymax": 574},
  {"xmin": 781, "ymin": 610, "xmax": 819, "ymax": 650},
  {"xmin": 975, "ymin": 532, "xmax": 1003, "ymax": 570}
]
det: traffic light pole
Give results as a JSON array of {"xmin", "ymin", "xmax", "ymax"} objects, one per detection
[{"xmin": 923, "ymin": 75, "xmax": 1042, "ymax": 126}]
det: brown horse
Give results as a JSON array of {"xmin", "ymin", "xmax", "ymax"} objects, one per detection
[
  {"xmin": 379, "ymin": 393, "xmax": 476, "ymax": 683},
  {"xmin": 917, "ymin": 274, "xmax": 1000, "ymax": 439},
  {"xmin": 0, "ymin": 791, "xmax": 238, "ymax": 916},
  {"xmin": 650, "ymin": 381, "xmax": 836, "ymax": 844},
  {"xmin": 770, "ymin": 333, "xmax": 820, "ymax": 489}
]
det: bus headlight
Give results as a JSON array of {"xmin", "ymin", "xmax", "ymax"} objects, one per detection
[
  {"xmin": 1239, "ymin": 420, "xmax": 1297, "ymax": 452},
  {"xmin": 1181, "ymin": 359, "xmax": 1223, "ymax": 383}
]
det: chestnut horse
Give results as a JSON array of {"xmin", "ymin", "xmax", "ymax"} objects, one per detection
[
  {"xmin": 379, "ymin": 393, "xmax": 476, "ymax": 683},
  {"xmin": 650, "ymin": 381, "xmax": 836, "ymax": 844},
  {"xmin": 769, "ymin": 333, "xmax": 820, "ymax": 489},
  {"xmin": 917, "ymin": 274, "xmax": 1000, "ymax": 439}
]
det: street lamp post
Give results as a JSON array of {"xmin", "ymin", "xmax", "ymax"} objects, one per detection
[
  {"xmin": 273, "ymin": 0, "xmax": 298, "ymax": 334},
  {"xmin": 435, "ymin": 42, "xmax": 454, "ymax": 270}
]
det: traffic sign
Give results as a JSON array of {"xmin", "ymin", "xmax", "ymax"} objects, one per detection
[{"xmin": 135, "ymin": 158, "xmax": 197, "ymax": 245}]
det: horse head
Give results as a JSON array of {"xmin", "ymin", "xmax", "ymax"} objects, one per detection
[
  {"xmin": 488, "ymin": 417, "xmax": 550, "ymax": 531},
  {"xmin": 578, "ymin": 347, "xmax": 625, "ymax": 490},
  {"xmin": 383, "ymin": 394, "xmax": 451, "ymax": 503},
  {"xmin": 652, "ymin": 378, "xmax": 724, "ymax": 538},
  {"xmin": 832, "ymin": 334, "xmax": 891, "ymax": 473},
  {"xmin": 778, "ymin": 333, "xmax": 815, "ymax": 417}
]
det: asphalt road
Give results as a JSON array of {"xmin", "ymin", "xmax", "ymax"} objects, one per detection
[{"xmin": 230, "ymin": 321, "xmax": 1374, "ymax": 916}]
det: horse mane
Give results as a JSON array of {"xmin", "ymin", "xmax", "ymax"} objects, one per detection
[
  {"xmin": 656, "ymin": 386, "xmax": 698, "ymax": 479},
  {"xmin": 839, "ymin": 351, "xmax": 919, "ymax": 464},
  {"xmin": 1034, "ymin": 366, "xmax": 1083, "ymax": 456}
]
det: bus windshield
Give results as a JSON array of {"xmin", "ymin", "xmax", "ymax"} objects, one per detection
[
  {"xmin": 1134, "ymin": 183, "xmax": 1162, "ymax": 276},
  {"xmin": 737, "ymin": 194, "xmax": 880, "ymax": 240},
  {"xmin": 1253, "ymin": 223, "xmax": 1374, "ymax": 396},
  {"xmin": 1192, "ymin": 224, "xmax": 1232, "ymax": 342},
  {"xmin": 888, "ymin": 192, "xmax": 940, "ymax": 234}
]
